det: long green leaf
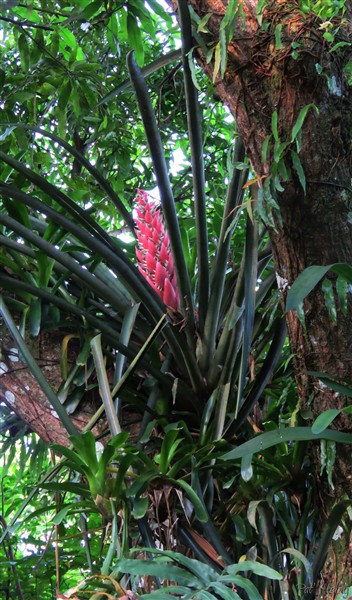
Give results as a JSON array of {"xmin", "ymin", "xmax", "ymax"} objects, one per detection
[
  {"xmin": 39, "ymin": 481, "xmax": 91, "ymax": 497},
  {"xmin": 142, "ymin": 547, "xmax": 219, "ymax": 583},
  {"xmin": 286, "ymin": 265, "xmax": 331, "ymax": 311},
  {"xmin": 222, "ymin": 427, "xmax": 352, "ymax": 460},
  {"xmin": 211, "ymin": 581, "xmax": 241, "ymax": 600},
  {"xmin": 135, "ymin": 589, "xmax": 190, "ymax": 599},
  {"xmin": 291, "ymin": 103, "xmax": 319, "ymax": 142},
  {"xmin": 0, "ymin": 274, "xmax": 135, "ymax": 363},
  {"xmin": 116, "ymin": 558, "xmax": 201, "ymax": 586},
  {"xmin": 0, "ymin": 212, "xmax": 128, "ymax": 313},
  {"xmin": 201, "ymin": 139, "xmax": 247, "ymax": 372},
  {"xmin": 70, "ymin": 431, "xmax": 99, "ymax": 472},
  {"xmin": 286, "ymin": 263, "xmax": 352, "ymax": 312},
  {"xmin": 230, "ymin": 317, "xmax": 287, "ymax": 433},
  {"xmin": 101, "ymin": 502, "xmax": 119, "ymax": 575},
  {"xmin": 91, "ymin": 334, "xmax": 122, "ymax": 437},
  {"xmin": 173, "ymin": 478, "xmax": 208, "ymax": 522},
  {"xmin": 114, "ymin": 304, "xmax": 140, "ymax": 383},
  {"xmin": 0, "ymin": 153, "xmax": 123, "ymax": 246},
  {"xmin": 229, "ymin": 575, "xmax": 262, "ymax": 600},
  {"xmin": 280, "ymin": 547, "xmax": 313, "ymax": 585},
  {"xmin": 290, "ymin": 150, "xmax": 306, "ymax": 193},
  {"xmin": 257, "ymin": 502, "xmax": 281, "ymax": 576},
  {"xmin": 307, "ymin": 371, "xmax": 352, "ymax": 398},
  {"xmin": 224, "ymin": 560, "xmax": 282, "ymax": 579},
  {"xmin": 311, "ymin": 408, "xmax": 346, "ymax": 434},
  {"xmin": 178, "ymin": 0, "xmax": 209, "ymax": 331},
  {"xmin": 234, "ymin": 214, "xmax": 258, "ymax": 417},
  {"xmin": 311, "ymin": 501, "xmax": 351, "ymax": 584},
  {"xmin": 113, "ymin": 302, "xmax": 140, "ymax": 414},
  {"xmin": 210, "ymin": 247, "xmax": 245, "ymax": 387}
]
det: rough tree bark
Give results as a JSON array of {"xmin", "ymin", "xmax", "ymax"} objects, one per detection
[
  {"xmin": 170, "ymin": 0, "xmax": 352, "ymax": 594},
  {"xmin": 0, "ymin": 324, "xmax": 106, "ymax": 446}
]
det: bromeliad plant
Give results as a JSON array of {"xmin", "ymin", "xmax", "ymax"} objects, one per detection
[{"xmin": 1, "ymin": 2, "xmax": 351, "ymax": 598}]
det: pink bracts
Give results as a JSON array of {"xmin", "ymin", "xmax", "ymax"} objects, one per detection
[{"xmin": 134, "ymin": 190, "xmax": 179, "ymax": 311}]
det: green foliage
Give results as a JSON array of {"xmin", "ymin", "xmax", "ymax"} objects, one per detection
[
  {"xmin": 300, "ymin": 0, "xmax": 347, "ymax": 20},
  {"xmin": 260, "ymin": 104, "xmax": 319, "ymax": 227},
  {"xmin": 116, "ymin": 549, "xmax": 282, "ymax": 599},
  {"xmin": 286, "ymin": 262, "xmax": 352, "ymax": 325},
  {"xmin": 0, "ymin": 1, "xmax": 351, "ymax": 599},
  {"xmin": 257, "ymin": 0, "xmax": 348, "ymax": 22}
]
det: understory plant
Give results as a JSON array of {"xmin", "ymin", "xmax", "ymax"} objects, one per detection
[{"xmin": 0, "ymin": 2, "xmax": 351, "ymax": 599}]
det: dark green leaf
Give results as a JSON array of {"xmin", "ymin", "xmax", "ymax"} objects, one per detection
[
  {"xmin": 116, "ymin": 558, "xmax": 201, "ymax": 585},
  {"xmin": 271, "ymin": 111, "xmax": 279, "ymax": 142},
  {"xmin": 29, "ymin": 298, "xmax": 41, "ymax": 338},
  {"xmin": 286, "ymin": 265, "xmax": 331, "ymax": 312},
  {"xmin": 127, "ymin": 13, "xmax": 144, "ymax": 66},
  {"xmin": 312, "ymin": 409, "xmax": 345, "ymax": 434},
  {"xmin": 224, "ymin": 560, "xmax": 282, "ymax": 579},
  {"xmin": 175, "ymin": 479, "xmax": 208, "ymax": 522},
  {"xmin": 290, "ymin": 150, "xmax": 306, "ymax": 193},
  {"xmin": 18, "ymin": 33, "xmax": 29, "ymax": 71},
  {"xmin": 322, "ymin": 277, "xmax": 337, "ymax": 323},
  {"xmin": 241, "ymin": 453, "xmax": 253, "ymax": 482},
  {"xmin": 291, "ymin": 103, "xmax": 319, "ymax": 142},
  {"xmin": 222, "ymin": 427, "xmax": 352, "ymax": 460},
  {"xmin": 274, "ymin": 24, "xmax": 282, "ymax": 49}
]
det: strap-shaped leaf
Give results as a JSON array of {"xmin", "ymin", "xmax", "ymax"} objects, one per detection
[
  {"xmin": 201, "ymin": 139, "xmax": 247, "ymax": 372},
  {"xmin": 286, "ymin": 263, "xmax": 352, "ymax": 312},
  {"xmin": 178, "ymin": 0, "xmax": 209, "ymax": 331},
  {"xmin": 222, "ymin": 427, "xmax": 352, "ymax": 460},
  {"xmin": 234, "ymin": 213, "xmax": 258, "ymax": 417},
  {"xmin": 116, "ymin": 557, "xmax": 201, "ymax": 586},
  {"xmin": 230, "ymin": 317, "xmax": 287, "ymax": 434},
  {"xmin": 311, "ymin": 500, "xmax": 352, "ymax": 585}
]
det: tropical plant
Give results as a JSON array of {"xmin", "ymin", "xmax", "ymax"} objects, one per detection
[{"xmin": 0, "ymin": 0, "xmax": 351, "ymax": 599}]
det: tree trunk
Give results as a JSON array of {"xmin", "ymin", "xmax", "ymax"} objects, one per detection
[
  {"xmin": 0, "ymin": 323, "xmax": 105, "ymax": 446},
  {"xmin": 172, "ymin": 0, "xmax": 352, "ymax": 593}
]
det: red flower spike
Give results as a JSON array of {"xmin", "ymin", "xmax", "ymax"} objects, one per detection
[{"xmin": 134, "ymin": 190, "xmax": 180, "ymax": 311}]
